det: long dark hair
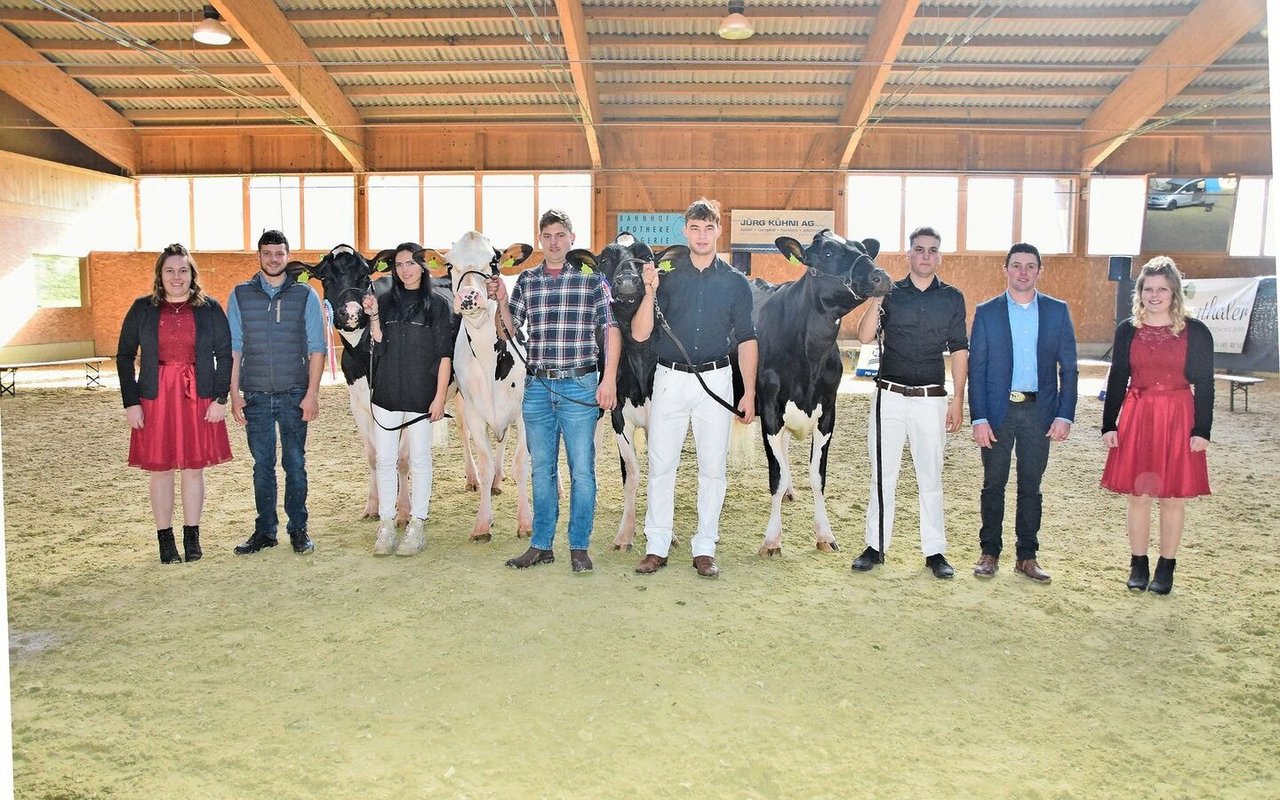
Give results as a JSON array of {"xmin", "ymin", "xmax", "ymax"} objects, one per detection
[{"xmin": 386, "ymin": 242, "xmax": 433, "ymax": 323}]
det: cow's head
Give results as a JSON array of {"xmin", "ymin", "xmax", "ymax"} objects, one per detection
[
  {"xmin": 595, "ymin": 233, "xmax": 655, "ymax": 317},
  {"xmin": 288, "ymin": 244, "xmax": 374, "ymax": 332},
  {"xmin": 776, "ymin": 230, "xmax": 891, "ymax": 309},
  {"xmin": 421, "ymin": 231, "xmax": 533, "ymax": 320}
]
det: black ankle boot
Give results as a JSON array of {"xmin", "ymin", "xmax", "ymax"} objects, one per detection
[
  {"xmin": 1126, "ymin": 555, "xmax": 1150, "ymax": 591},
  {"xmin": 157, "ymin": 528, "xmax": 182, "ymax": 564},
  {"xmin": 1149, "ymin": 557, "xmax": 1177, "ymax": 595},
  {"xmin": 182, "ymin": 525, "xmax": 202, "ymax": 562}
]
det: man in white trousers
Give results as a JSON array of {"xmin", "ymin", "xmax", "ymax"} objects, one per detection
[
  {"xmin": 630, "ymin": 198, "xmax": 757, "ymax": 578},
  {"xmin": 852, "ymin": 226, "xmax": 968, "ymax": 579}
]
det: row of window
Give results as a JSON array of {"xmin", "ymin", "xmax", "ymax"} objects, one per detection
[{"xmin": 136, "ymin": 172, "xmax": 1274, "ymax": 258}]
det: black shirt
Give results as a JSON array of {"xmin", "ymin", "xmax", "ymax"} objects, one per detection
[
  {"xmin": 652, "ymin": 254, "xmax": 756, "ymax": 365},
  {"xmin": 365, "ymin": 289, "xmax": 458, "ymax": 413},
  {"xmin": 878, "ymin": 274, "xmax": 968, "ymax": 387}
]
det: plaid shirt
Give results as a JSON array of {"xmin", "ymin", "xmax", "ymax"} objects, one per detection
[{"xmin": 509, "ymin": 263, "xmax": 616, "ymax": 371}]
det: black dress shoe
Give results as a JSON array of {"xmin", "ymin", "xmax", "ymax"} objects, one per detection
[
  {"xmin": 234, "ymin": 532, "xmax": 277, "ymax": 555},
  {"xmin": 925, "ymin": 553, "xmax": 955, "ymax": 579},
  {"xmin": 288, "ymin": 529, "xmax": 314, "ymax": 555},
  {"xmin": 851, "ymin": 546, "xmax": 883, "ymax": 572},
  {"xmin": 505, "ymin": 546, "xmax": 554, "ymax": 569}
]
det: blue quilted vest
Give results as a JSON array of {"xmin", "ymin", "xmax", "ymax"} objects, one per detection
[{"xmin": 234, "ymin": 274, "xmax": 311, "ymax": 392}]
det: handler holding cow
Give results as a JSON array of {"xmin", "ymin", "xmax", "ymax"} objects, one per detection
[
  {"xmin": 969, "ymin": 243, "xmax": 1078, "ymax": 583},
  {"xmin": 489, "ymin": 209, "xmax": 620, "ymax": 573},
  {"xmin": 853, "ymin": 226, "xmax": 967, "ymax": 579},
  {"xmin": 631, "ymin": 198, "xmax": 757, "ymax": 578}
]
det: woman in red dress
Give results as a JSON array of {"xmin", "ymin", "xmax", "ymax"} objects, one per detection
[
  {"xmin": 117, "ymin": 244, "xmax": 233, "ymax": 563},
  {"xmin": 1101, "ymin": 257, "xmax": 1213, "ymax": 595}
]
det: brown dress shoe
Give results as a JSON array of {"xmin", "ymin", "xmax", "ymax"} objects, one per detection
[
  {"xmin": 635, "ymin": 553, "xmax": 668, "ymax": 574},
  {"xmin": 1015, "ymin": 559, "xmax": 1051, "ymax": 583},
  {"xmin": 505, "ymin": 547, "xmax": 554, "ymax": 569},
  {"xmin": 973, "ymin": 554, "xmax": 999, "ymax": 579},
  {"xmin": 692, "ymin": 555, "xmax": 719, "ymax": 578},
  {"xmin": 570, "ymin": 549, "xmax": 593, "ymax": 572}
]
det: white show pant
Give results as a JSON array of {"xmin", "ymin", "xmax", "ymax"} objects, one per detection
[
  {"xmin": 863, "ymin": 389, "xmax": 948, "ymax": 556},
  {"xmin": 373, "ymin": 404, "xmax": 434, "ymax": 521},
  {"xmin": 643, "ymin": 365, "xmax": 734, "ymax": 559}
]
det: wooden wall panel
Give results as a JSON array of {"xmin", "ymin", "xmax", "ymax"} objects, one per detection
[{"xmin": 1103, "ymin": 133, "xmax": 1273, "ymax": 176}]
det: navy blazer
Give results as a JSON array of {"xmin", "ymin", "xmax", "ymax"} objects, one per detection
[{"xmin": 968, "ymin": 291, "xmax": 1079, "ymax": 433}]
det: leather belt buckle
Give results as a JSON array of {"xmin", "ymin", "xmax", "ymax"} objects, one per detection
[{"xmin": 1009, "ymin": 390, "xmax": 1037, "ymax": 403}]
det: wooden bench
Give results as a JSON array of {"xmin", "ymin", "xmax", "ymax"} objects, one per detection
[
  {"xmin": 0, "ymin": 357, "xmax": 111, "ymax": 397},
  {"xmin": 1216, "ymin": 373, "xmax": 1264, "ymax": 412}
]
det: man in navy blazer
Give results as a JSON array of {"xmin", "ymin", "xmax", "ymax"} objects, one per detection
[{"xmin": 968, "ymin": 243, "xmax": 1078, "ymax": 583}]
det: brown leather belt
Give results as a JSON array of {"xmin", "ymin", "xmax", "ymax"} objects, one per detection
[
  {"xmin": 658, "ymin": 356, "xmax": 731, "ymax": 374},
  {"xmin": 1009, "ymin": 391, "xmax": 1038, "ymax": 403},
  {"xmin": 527, "ymin": 365, "xmax": 595, "ymax": 380},
  {"xmin": 876, "ymin": 380, "xmax": 947, "ymax": 398}
]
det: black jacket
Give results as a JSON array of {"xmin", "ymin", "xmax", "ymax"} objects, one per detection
[
  {"xmin": 117, "ymin": 296, "xmax": 233, "ymax": 408},
  {"xmin": 365, "ymin": 289, "xmax": 457, "ymax": 413},
  {"xmin": 1102, "ymin": 316, "xmax": 1214, "ymax": 440}
]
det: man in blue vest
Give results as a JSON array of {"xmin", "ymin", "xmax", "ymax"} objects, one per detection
[
  {"xmin": 227, "ymin": 230, "xmax": 326, "ymax": 555},
  {"xmin": 968, "ymin": 242, "xmax": 1078, "ymax": 583}
]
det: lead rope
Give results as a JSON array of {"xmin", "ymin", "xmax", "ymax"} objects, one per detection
[
  {"xmin": 874, "ymin": 304, "xmax": 886, "ymax": 560},
  {"xmin": 652, "ymin": 304, "xmax": 745, "ymax": 419}
]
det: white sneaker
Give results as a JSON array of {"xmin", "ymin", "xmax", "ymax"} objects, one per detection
[
  {"xmin": 373, "ymin": 519, "xmax": 397, "ymax": 556},
  {"xmin": 397, "ymin": 517, "xmax": 426, "ymax": 556}
]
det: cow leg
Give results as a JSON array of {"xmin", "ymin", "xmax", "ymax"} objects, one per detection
[
  {"xmin": 490, "ymin": 421, "xmax": 507, "ymax": 495},
  {"xmin": 613, "ymin": 424, "xmax": 641, "ymax": 551},
  {"xmin": 463, "ymin": 405, "xmax": 495, "ymax": 542},
  {"xmin": 347, "ymin": 378, "xmax": 380, "ymax": 519},
  {"xmin": 454, "ymin": 393, "xmax": 481, "ymax": 492},
  {"xmin": 811, "ymin": 406, "xmax": 838, "ymax": 553},
  {"xmin": 780, "ymin": 435, "xmax": 796, "ymax": 502},
  {"xmin": 513, "ymin": 417, "xmax": 532, "ymax": 538},
  {"xmin": 396, "ymin": 430, "xmax": 411, "ymax": 524},
  {"xmin": 760, "ymin": 429, "xmax": 789, "ymax": 556}
]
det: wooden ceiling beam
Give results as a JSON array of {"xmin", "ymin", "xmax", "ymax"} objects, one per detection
[
  {"xmin": 1079, "ymin": 0, "xmax": 1266, "ymax": 171},
  {"xmin": 101, "ymin": 83, "xmax": 570, "ymax": 101},
  {"xmin": 210, "ymin": 0, "xmax": 367, "ymax": 170},
  {"xmin": 553, "ymin": 0, "xmax": 603, "ymax": 169},
  {"xmin": 0, "ymin": 25, "xmax": 138, "ymax": 173}
]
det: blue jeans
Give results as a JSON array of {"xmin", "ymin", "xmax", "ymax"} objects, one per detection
[
  {"xmin": 243, "ymin": 388, "xmax": 309, "ymax": 539},
  {"xmin": 523, "ymin": 372, "xmax": 599, "ymax": 551}
]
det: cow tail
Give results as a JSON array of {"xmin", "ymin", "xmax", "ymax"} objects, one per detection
[{"xmin": 727, "ymin": 416, "xmax": 759, "ymax": 469}]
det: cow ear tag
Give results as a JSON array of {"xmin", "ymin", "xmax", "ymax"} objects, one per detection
[
  {"xmin": 297, "ymin": 270, "xmax": 311, "ymax": 282},
  {"xmin": 658, "ymin": 260, "xmax": 674, "ymax": 272},
  {"xmin": 580, "ymin": 265, "xmax": 594, "ymax": 275},
  {"xmin": 375, "ymin": 260, "xmax": 391, "ymax": 273},
  {"xmin": 425, "ymin": 259, "xmax": 439, "ymax": 271},
  {"xmin": 501, "ymin": 258, "xmax": 515, "ymax": 269},
  {"xmin": 788, "ymin": 255, "xmax": 804, "ymax": 266}
]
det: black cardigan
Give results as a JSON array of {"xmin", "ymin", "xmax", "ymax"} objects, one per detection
[
  {"xmin": 1101, "ymin": 316, "xmax": 1214, "ymax": 440},
  {"xmin": 117, "ymin": 296, "xmax": 233, "ymax": 408}
]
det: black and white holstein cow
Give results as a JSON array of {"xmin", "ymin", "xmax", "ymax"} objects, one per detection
[
  {"xmin": 417, "ymin": 232, "xmax": 534, "ymax": 541},
  {"xmin": 290, "ymin": 245, "xmax": 410, "ymax": 522},
  {"xmin": 753, "ymin": 230, "xmax": 891, "ymax": 555}
]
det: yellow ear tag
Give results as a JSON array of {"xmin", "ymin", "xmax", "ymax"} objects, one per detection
[
  {"xmin": 426, "ymin": 259, "xmax": 439, "ymax": 271},
  {"xmin": 580, "ymin": 265, "xmax": 594, "ymax": 275},
  {"xmin": 788, "ymin": 255, "xmax": 803, "ymax": 266},
  {"xmin": 297, "ymin": 270, "xmax": 311, "ymax": 282},
  {"xmin": 501, "ymin": 258, "xmax": 515, "ymax": 269},
  {"xmin": 658, "ymin": 260, "xmax": 674, "ymax": 272},
  {"xmin": 375, "ymin": 260, "xmax": 390, "ymax": 272}
]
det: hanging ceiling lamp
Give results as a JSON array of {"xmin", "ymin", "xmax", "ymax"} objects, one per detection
[
  {"xmin": 192, "ymin": 5, "xmax": 233, "ymax": 46},
  {"xmin": 717, "ymin": 0, "xmax": 754, "ymax": 40}
]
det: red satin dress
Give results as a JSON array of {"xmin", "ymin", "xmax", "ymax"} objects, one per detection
[
  {"xmin": 1101, "ymin": 324, "xmax": 1210, "ymax": 498},
  {"xmin": 128, "ymin": 301, "xmax": 233, "ymax": 471}
]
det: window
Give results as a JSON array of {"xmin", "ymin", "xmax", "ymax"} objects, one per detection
[
  {"xmin": 847, "ymin": 175, "xmax": 902, "ymax": 250},
  {"xmin": 366, "ymin": 175, "xmax": 420, "ymax": 250},
  {"xmin": 248, "ymin": 176, "xmax": 301, "ymax": 247},
  {"xmin": 1087, "ymin": 176, "xmax": 1146, "ymax": 255},
  {"xmin": 192, "ymin": 177, "xmax": 244, "ymax": 250},
  {"xmin": 482, "ymin": 174, "xmax": 536, "ymax": 247},
  {"xmin": 965, "ymin": 178, "xmax": 1015, "ymax": 252},
  {"xmin": 1229, "ymin": 177, "xmax": 1276, "ymax": 257},
  {"xmin": 1022, "ymin": 178, "xmax": 1073, "ymax": 254},
  {"xmin": 903, "ymin": 176, "xmax": 958, "ymax": 252},
  {"xmin": 538, "ymin": 173, "xmax": 593, "ymax": 250},
  {"xmin": 138, "ymin": 177, "xmax": 192, "ymax": 251},
  {"xmin": 303, "ymin": 175, "xmax": 356, "ymax": 250},
  {"xmin": 422, "ymin": 174, "xmax": 476, "ymax": 248},
  {"xmin": 32, "ymin": 254, "xmax": 82, "ymax": 308}
]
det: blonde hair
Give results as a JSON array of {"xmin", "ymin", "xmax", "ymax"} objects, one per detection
[
  {"xmin": 1131, "ymin": 255, "xmax": 1186, "ymax": 335},
  {"xmin": 151, "ymin": 243, "xmax": 208, "ymax": 307}
]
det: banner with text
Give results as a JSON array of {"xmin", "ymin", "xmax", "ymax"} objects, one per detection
[
  {"xmin": 730, "ymin": 210, "xmax": 836, "ymax": 252},
  {"xmin": 1183, "ymin": 276, "xmax": 1261, "ymax": 354},
  {"xmin": 616, "ymin": 213, "xmax": 687, "ymax": 246}
]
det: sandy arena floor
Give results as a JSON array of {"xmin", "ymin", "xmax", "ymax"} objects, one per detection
[{"xmin": 3, "ymin": 365, "xmax": 1278, "ymax": 799}]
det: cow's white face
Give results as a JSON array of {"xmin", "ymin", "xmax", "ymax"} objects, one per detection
[{"xmin": 447, "ymin": 231, "xmax": 497, "ymax": 320}]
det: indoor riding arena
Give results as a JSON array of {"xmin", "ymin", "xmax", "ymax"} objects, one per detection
[{"xmin": 2, "ymin": 1, "xmax": 1278, "ymax": 798}]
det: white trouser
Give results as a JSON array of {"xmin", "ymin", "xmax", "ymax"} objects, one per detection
[
  {"xmin": 373, "ymin": 404, "xmax": 434, "ymax": 521},
  {"xmin": 643, "ymin": 365, "xmax": 734, "ymax": 559},
  {"xmin": 864, "ymin": 389, "xmax": 948, "ymax": 556}
]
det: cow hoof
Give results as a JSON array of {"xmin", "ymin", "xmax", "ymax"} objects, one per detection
[
  {"xmin": 470, "ymin": 532, "xmax": 492, "ymax": 543},
  {"xmin": 782, "ymin": 490, "xmax": 796, "ymax": 503},
  {"xmin": 612, "ymin": 543, "xmax": 633, "ymax": 552},
  {"xmin": 465, "ymin": 482, "xmax": 479, "ymax": 493},
  {"xmin": 490, "ymin": 485, "xmax": 503, "ymax": 496},
  {"xmin": 758, "ymin": 545, "xmax": 782, "ymax": 557},
  {"xmin": 515, "ymin": 531, "xmax": 532, "ymax": 539},
  {"xmin": 362, "ymin": 512, "xmax": 377, "ymax": 520},
  {"xmin": 816, "ymin": 540, "xmax": 839, "ymax": 553}
]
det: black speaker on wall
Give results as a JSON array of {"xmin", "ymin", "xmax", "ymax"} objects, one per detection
[{"xmin": 1108, "ymin": 255, "xmax": 1132, "ymax": 282}]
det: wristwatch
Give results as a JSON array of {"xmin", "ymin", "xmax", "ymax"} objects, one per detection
[{"xmin": 215, "ymin": 394, "xmax": 228, "ymax": 404}]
